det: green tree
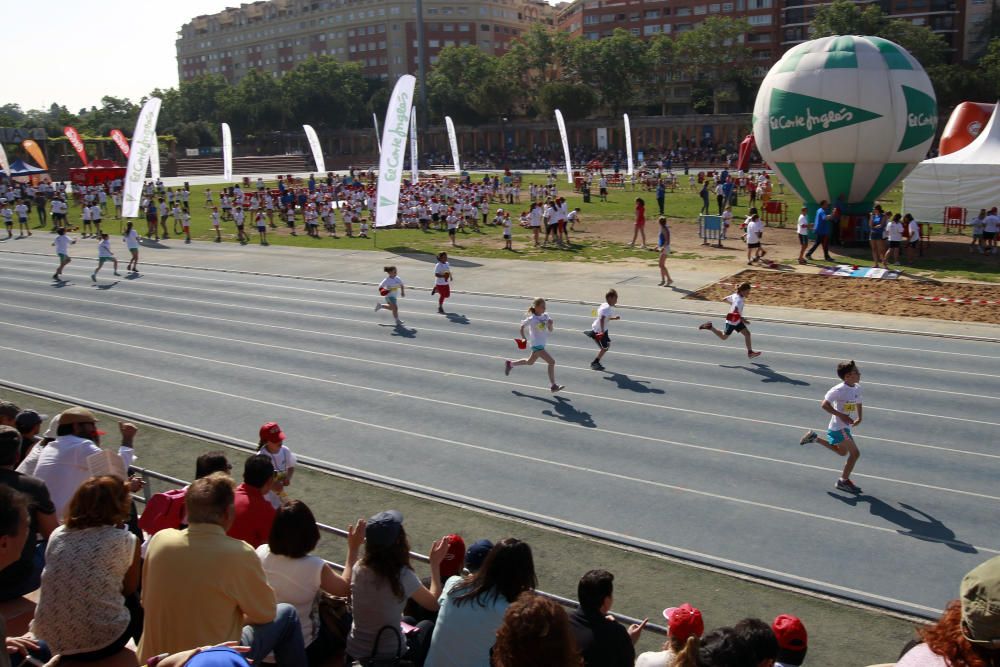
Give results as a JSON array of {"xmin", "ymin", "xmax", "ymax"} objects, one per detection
[
  {"xmin": 178, "ymin": 75, "xmax": 231, "ymax": 125},
  {"xmin": 426, "ymin": 45, "xmax": 511, "ymax": 124},
  {"xmin": 498, "ymin": 24, "xmax": 574, "ymax": 114},
  {"xmin": 979, "ymin": 38, "xmax": 1000, "ymax": 99},
  {"xmin": 676, "ymin": 17, "xmax": 754, "ymax": 114},
  {"xmin": 569, "ymin": 28, "xmax": 648, "ymax": 116},
  {"xmin": 535, "ymin": 81, "xmax": 597, "ymax": 120},
  {"xmin": 78, "ymin": 96, "xmax": 139, "ymax": 135},
  {"xmin": 810, "ymin": 0, "xmax": 946, "ymax": 67},
  {"xmin": 646, "ymin": 34, "xmax": 679, "ymax": 115},
  {"xmin": 280, "ymin": 57, "xmax": 369, "ymax": 129},
  {"xmin": 218, "ymin": 68, "xmax": 285, "ymax": 135},
  {"xmin": 0, "ymin": 103, "xmax": 24, "ymax": 127}
]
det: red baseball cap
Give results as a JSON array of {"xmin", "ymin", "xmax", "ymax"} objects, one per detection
[
  {"xmin": 663, "ymin": 603, "xmax": 704, "ymax": 641},
  {"xmin": 259, "ymin": 422, "xmax": 286, "ymax": 442},
  {"xmin": 439, "ymin": 534, "xmax": 467, "ymax": 581},
  {"xmin": 772, "ymin": 614, "xmax": 807, "ymax": 651}
]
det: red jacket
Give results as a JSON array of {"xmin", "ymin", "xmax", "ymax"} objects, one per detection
[{"xmin": 226, "ymin": 483, "xmax": 276, "ymax": 548}]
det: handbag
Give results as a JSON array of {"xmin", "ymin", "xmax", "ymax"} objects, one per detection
[
  {"xmin": 317, "ymin": 592, "xmax": 352, "ymax": 650},
  {"xmin": 358, "ymin": 625, "xmax": 414, "ymax": 667}
]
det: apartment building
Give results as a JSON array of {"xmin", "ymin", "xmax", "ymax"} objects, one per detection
[{"xmin": 176, "ymin": 0, "xmax": 557, "ymax": 84}]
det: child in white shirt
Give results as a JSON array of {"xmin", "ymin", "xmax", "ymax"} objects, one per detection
[
  {"xmin": 375, "ymin": 266, "xmax": 405, "ymax": 325},
  {"xmin": 92, "ymin": 233, "xmax": 119, "ymax": 281},
  {"xmin": 505, "ymin": 297, "xmax": 564, "ymax": 393},
  {"xmin": 698, "ymin": 282, "xmax": 761, "ymax": 358}
]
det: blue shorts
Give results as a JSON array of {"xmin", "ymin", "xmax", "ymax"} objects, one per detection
[
  {"xmin": 531, "ymin": 345, "xmax": 545, "ymax": 352},
  {"xmin": 386, "ymin": 296, "xmax": 397, "ymax": 305},
  {"xmin": 827, "ymin": 428, "xmax": 852, "ymax": 445}
]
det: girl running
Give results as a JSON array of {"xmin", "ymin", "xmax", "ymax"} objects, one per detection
[
  {"xmin": 91, "ymin": 232, "xmax": 119, "ymax": 282},
  {"xmin": 657, "ymin": 216, "xmax": 673, "ymax": 286},
  {"xmin": 505, "ymin": 297, "xmax": 564, "ymax": 393},
  {"xmin": 123, "ymin": 222, "xmax": 140, "ymax": 273},
  {"xmin": 432, "ymin": 252, "xmax": 452, "ymax": 314},
  {"xmin": 375, "ymin": 266, "xmax": 405, "ymax": 325},
  {"xmin": 698, "ymin": 282, "xmax": 761, "ymax": 358}
]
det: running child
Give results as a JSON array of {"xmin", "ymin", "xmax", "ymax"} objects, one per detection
[
  {"xmin": 698, "ymin": 282, "xmax": 761, "ymax": 358},
  {"xmin": 92, "ymin": 233, "xmax": 120, "ymax": 282},
  {"xmin": 432, "ymin": 252, "xmax": 452, "ymax": 314},
  {"xmin": 123, "ymin": 222, "xmax": 140, "ymax": 273},
  {"xmin": 375, "ymin": 266, "xmax": 405, "ymax": 325},
  {"xmin": 181, "ymin": 210, "xmax": 191, "ymax": 244},
  {"xmin": 657, "ymin": 216, "xmax": 672, "ymax": 286},
  {"xmin": 52, "ymin": 227, "xmax": 76, "ymax": 281},
  {"xmin": 257, "ymin": 421, "xmax": 297, "ymax": 508},
  {"xmin": 584, "ymin": 289, "xmax": 620, "ymax": 371},
  {"xmin": 504, "ymin": 297, "xmax": 564, "ymax": 393},
  {"xmin": 501, "ymin": 211, "xmax": 512, "ymax": 250},
  {"xmin": 800, "ymin": 360, "xmax": 864, "ymax": 494}
]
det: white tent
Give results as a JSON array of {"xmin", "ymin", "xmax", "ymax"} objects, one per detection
[{"xmin": 903, "ymin": 104, "xmax": 1000, "ymax": 223}]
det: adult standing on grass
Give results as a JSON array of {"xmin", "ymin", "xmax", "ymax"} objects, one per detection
[
  {"xmin": 656, "ymin": 181, "xmax": 666, "ymax": 216},
  {"xmin": 804, "ymin": 200, "xmax": 833, "ymax": 262},
  {"xmin": 983, "ymin": 207, "xmax": 999, "ymax": 254},
  {"xmin": 657, "ymin": 217, "xmax": 673, "ymax": 286},
  {"xmin": 699, "ymin": 181, "xmax": 710, "ymax": 216},
  {"xmin": 630, "ymin": 197, "xmax": 647, "ymax": 249},
  {"xmin": 868, "ymin": 205, "xmax": 887, "ymax": 268},
  {"xmin": 715, "ymin": 180, "xmax": 725, "ymax": 215}
]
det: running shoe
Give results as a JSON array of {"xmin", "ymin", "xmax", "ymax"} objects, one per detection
[
  {"xmin": 504, "ymin": 360, "xmax": 512, "ymax": 377},
  {"xmin": 52, "ymin": 274, "xmax": 59, "ymax": 281},
  {"xmin": 836, "ymin": 478, "xmax": 863, "ymax": 494},
  {"xmin": 590, "ymin": 361, "xmax": 605, "ymax": 371},
  {"xmin": 748, "ymin": 351, "xmax": 762, "ymax": 358},
  {"xmin": 550, "ymin": 384, "xmax": 565, "ymax": 393},
  {"xmin": 374, "ymin": 303, "xmax": 382, "ymax": 312},
  {"xmin": 799, "ymin": 430, "xmax": 818, "ymax": 446},
  {"xmin": 438, "ymin": 307, "xmax": 445, "ymax": 314},
  {"xmin": 90, "ymin": 273, "xmax": 96, "ymax": 282},
  {"xmin": 698, "ymin": 322, "xmax": 713, "ymax": 330}
]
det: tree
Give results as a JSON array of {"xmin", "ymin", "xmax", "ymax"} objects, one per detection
[
  {"xmin": 178, "ymin": 75, "xmax": 230, "ymax": 126},
  {"xmin": 569, "ymin": 29, "xmax": 648, "ymax": 117},
  {"xmin": 499, "ymin": 24, "xmax": 574, "ymax": 114},
  {"xmin": 426, "ymin": 45, "xmax": 511, "ymax": 124},
  {"xmin": 535, "ymin": 81, "xmax": 597, "ymax": 120},
  {"xmin": 280, "ymin": 57, "xmax": 369, "ymax": 129},
  {"xmin": 979, "ymin": 38, "xmax": 1000, "ymax": 100},
  {"xmin": 810, "ymin": 0, "xmax": 946, "ymax": 67},
  {"xmin": 218, "ymin": 68, "xmax": 285, "ymax": 135},
  {"xmin": 0, "ymin": 103, "xmax": 24, "ymax": 127},
  {"xmin": 676, "ymin": 17, "xmax": 754, "ymax": 114},
  {"xmin": 646, "ymin": 34, "xmax": 679, "ymax": 115}
]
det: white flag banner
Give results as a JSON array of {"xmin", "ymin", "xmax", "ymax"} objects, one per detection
[
  {"xmin": 624, "ymin": 113, "xmax": 634, "ymax": 176},
  {"xmin": 375, "ymin": 74, "xmax": 416, "ymax": 228},
  {"xmin": 222, "ymin": 122, "xmax": 233, "ymax": 182},
  {"xmin": 555, "ymin": 109, "xmax": 573, "ymax": 184},
  {"xmin": 122, "ymin": 97, "xmax": 162, "ymax": 218},
  {"xmin": 149, "ymin": 133, "xmax": 160, "ymax": 180},
  {"xmin": 373, "ymin": 113, "xmax": 381, "ymax": 155},
  {"xmin": 409, "ymin": 107, "xmax": 419, "ymax": 184},
  {"xmin": 445, "ymin": 116, "xmax": 461, "ymax": 174},
  {"xmin": 0, "ymin": 144, "xmax": 9, "ymax": 177},
  {"xmin": 303, "ymin": 124, "xmax": 326, "ymax": 173}
]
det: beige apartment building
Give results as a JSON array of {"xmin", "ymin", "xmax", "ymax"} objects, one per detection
[{"xmin": 176, "ymin": 0, "xmax": 557, "ymax": 84}]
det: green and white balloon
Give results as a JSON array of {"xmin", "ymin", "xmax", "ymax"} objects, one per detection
[{"xmin": 752, "ymin": 35, "xmax": 937, "ymax": 213}]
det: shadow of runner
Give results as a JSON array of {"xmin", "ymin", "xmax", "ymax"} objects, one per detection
[
  {"xmin": 445, "ymin": 313, "xmax": 470, "ymax": 325},
  {"xmin": 719, "ymin": 362, "xmax": 810, "ymax": 386},
  {"xmin": 603, "ymin": 372, "xmax": 665, "ymax": 395},
  {"xmin": 827, "ymin": 492, "xmax": 977, "ymax": 553},
  {"xmin": 511, "ymin": 390, "xmax": 596, "ymax": 428},
  {"xmin": 389, "ymin": 322, "xmax": 417, "ymax": 338},
  {"xmin": 381, "ymin": 247, "xmax": 482, "ymax": 268}
]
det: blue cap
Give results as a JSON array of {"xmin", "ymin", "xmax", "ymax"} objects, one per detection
[
  {"xmin": 464, "ymin": 539, "xmax": 494, "ymax": 572},
  {"xmin": 186, "ymin": 647, "xmax": 249, "ymax": 666},
  {"xmin": 366, "ymin": 510, "xmax": 403, "ymax": 547}
]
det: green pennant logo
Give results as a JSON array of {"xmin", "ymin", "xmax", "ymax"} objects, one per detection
[
  {"xmin": 897, "ymin": 85, "xmax": 937, "ymax": 152},
  {"xmin": 768, "ymin": 89, "xmax": 882, "ymax": 150},
  {"xmin": 379, "ymin": 196, "xmax": 395, "ymax": 208}
]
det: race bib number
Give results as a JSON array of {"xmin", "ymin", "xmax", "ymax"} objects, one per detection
[{"xmin": 844, "ymin": 402, "xmax": 856, "ymax": 414}]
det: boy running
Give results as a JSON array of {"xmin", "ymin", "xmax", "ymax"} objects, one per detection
[
  {"xmin": 123, "ymin": 222, "xmax": 140, "ymax": 273},
  {"xmin": 505, "ymin": 297, "xmax": 564, "ymax": 393},
  {"xmin": 92, "ymin": 233, "xmax": 120, "ymax": 282},
  {"xmin": 52, "ymin": 227, "xmax": 76, "ymax": 281},
  {"xmin": 432, "ymin": 252, "xmax": 452, "ymax": 314},
  {"xmin": 375, "ymin": 266, "xmax": 405, "ymax": 325},
  {"xmin": 800, "ymin": 360, "xmax": 864, "ymax": 494},
  {"xmin": 698, "ymin": 282, "xmax": 761, "ymax": 358},
  {"xmin": 584, "ymin": 289, "xmax": 620, "ymax": 371}
]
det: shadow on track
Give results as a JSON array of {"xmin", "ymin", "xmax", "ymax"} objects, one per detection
[
  {"xmin": 381, "ymin": 248, "xmax": 482, "ymax": 268},
  {"xmin": 445, "ymin": 313, "xmax": 470, "ymax": 325},
  {"xmin": 602, "ymin": 372, "xmax": 665, "ymax": 395},
  {"xmin": 720, "ymin": 362, "xmax": 810, "ymax": 386},
  {"xmin": 827, "ymin": 492, "xmax": 977, "ymax": 553},
  {"xmin": 511, "ymin": 390, "xmax": 596, "ymax": 428}
]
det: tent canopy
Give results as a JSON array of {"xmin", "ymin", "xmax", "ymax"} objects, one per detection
[
  {"xmin": 7, "ymin": 159, "xmax": 47, "ymax": 175},
  {"xmin": 903, "ymin": 102, "xmax": 1000, "ymax": 222}
]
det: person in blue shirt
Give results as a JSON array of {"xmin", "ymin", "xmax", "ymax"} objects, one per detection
[
  {"xmin": 656, "ymin": 182, "xmax": 666, "ymax": 216},
  {"xmin": 805, "ymin": 200, "xmax": 833, "ymax": 262}
]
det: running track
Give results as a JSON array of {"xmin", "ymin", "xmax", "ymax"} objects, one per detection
[{"xmin": 1, "ymin": 251, "xmax": 997, "ymax": 618}]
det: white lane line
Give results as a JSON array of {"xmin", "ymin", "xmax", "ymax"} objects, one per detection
[
  {"xmin": 2, "ymin": 339, "xmax": 997, "ymax": 552},
  {"xmin": 5, "ymin": 303, "xmax": 999, "ymax": 460},
  {"xmin": 3, "ymin": 325, "xmax": 999, "ymax": 504},
  {"xmin": 4, "ymin": 254, "xmax": 995, "ymax": 361},
  {"xmin": 7, "ymin": 262, "xmax": 994, "ymax": 379},
  {"xmin": 5, "ymin": 274, "xmax": 997, "ymax": 404},
  {"xmin": 0, "ymin": 377, "xmax": 949, "ymax": 616}
]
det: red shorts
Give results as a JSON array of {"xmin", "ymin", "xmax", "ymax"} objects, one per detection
[{"xmin": 433, "ymin": 284, "xmax": 451, "ymax": 299}]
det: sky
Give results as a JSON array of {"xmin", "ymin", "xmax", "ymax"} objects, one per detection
[{"xmin": 8, "ymin": 0, "xmax": 563, "ymax": 115}]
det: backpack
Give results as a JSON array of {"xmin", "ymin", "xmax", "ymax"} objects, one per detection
[{"xmin": 138, "ymin": 487, "xmax": 187, "ymax": 535}]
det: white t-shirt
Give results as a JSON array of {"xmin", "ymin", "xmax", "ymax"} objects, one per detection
[
  {"xmin": 592, "ymin": 303, "xmax": 615, "ymax": 334},
  {"xmin": 54, "ymin": 235, "xmax": 73, "ymax": 255},
  {"xmin": 98, "ymin": 238, "xmax": 113, "ymax": 257},
  {"xmin": 796, "ymin": 214, "xmax": 809, "ymax": 235},
  {"xmin": 260, "ymin": 444, "xmax": 296, "ymax": 475},
  {"xmin": 825, "ymin": 381, "xmax": 862, "ymax": 431},
  {"xmin": 746, "ymin": 219, "xmax": 764, "ymax": 244},
  {"xmin": 434, "ymin": 262, "xmax": 451, "ymax": 286},
  {"xmin": 984, "ymin": 214, "xmax": 1000, "ymax": 233},
  {"xmin": 502, "ymin": 217, "xmax": 512, "ymax": 235},
  {"xmin": 907, "ymin": 219, "xmax": 920, "ymax": 242},
  {"xmin": 256, "ymin": 545, "xmax": 325, "ymax": 646},
  {"xmin": 724, "ymin": 293, "xmax": 745, "ymax": 324},
  {"xmin": 124, "ymin": 229, "xmax": 139, "ymax": 249},
  {"xmin": 379, "ymin": 275, "xmax": 404, "ymax": 297},
  {"xmin": 635, "ymin": 648, "xmax": 679, "ymax": 667},
  {"xmin": 885, "ymin": 220, "xmax": 903, "ymax": 242},
  {"xmin": 971, "ymin": 216, "xmax": 986, "ymax": 235},
  {"xmin": 521, "ymin": 313, "xmax": 551, "ymax": 347}
]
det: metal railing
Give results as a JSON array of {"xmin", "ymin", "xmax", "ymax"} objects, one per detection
[{"xmin": 132, "ymin": 465, "xmax": 669, "ymax": 638}]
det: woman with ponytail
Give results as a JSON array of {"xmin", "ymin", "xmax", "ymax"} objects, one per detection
[{"xmin": 635, "ymin": 603, "xmax": 704, "ymax": 667}]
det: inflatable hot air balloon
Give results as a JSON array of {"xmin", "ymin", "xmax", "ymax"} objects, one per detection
[{"xmin": 753, "ymin": 35, "xmax": 937, "ymax": 214}]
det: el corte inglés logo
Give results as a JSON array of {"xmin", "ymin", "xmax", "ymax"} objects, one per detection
[
  {"xmin": 768, "ymin": 89, "xmax": 882, "ymax": 150},
  {"xmin": 897, "ymin": 85, "xmax": 938, "ymax": 152}
]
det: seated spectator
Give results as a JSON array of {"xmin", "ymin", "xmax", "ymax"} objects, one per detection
[
  {"xmin": 138, "ymin": 472, "xmax": 306, "ymax": 665},
  {"xmin": 257, "ymin": 500, "xmax": 363, "ymax": 665},
  {"xmin": 464, "ymin": 539, "xmax": 493, "ymax": 575},
  {"xmin": 0, "ymin": 426, "xmax": 57, "ymax": 601},
  {"xmin": 697, "ymin": 626, "xmax": 757, "ymax": 667},
  {"xmin": 733, "ymin": 617, "xmax": 778, "ymax": 666},
  {"xmin": 14, "ymin": 415, "xmax": 59, "ymax": 477},
  {"xmin": 346, "ymin": 510, "xmax": 448, "ymax": 666},
  {"xmin": 2, "ymin": 485, "xmax": 51, "ymax": 667},
  {"xmin": 492, "ymin": 592, "xmax": 581, "ymax": 667},
  {"xmin": 13, "ymin": 410, "xmax": 45, "ymax": 466},
  {"xmin": 226, "ymin": 454, "xmax": 277, "ymax": 548},
  {"xmin": 772, "ymin": 615, "xmax": 807, "ymax": 667},
  {"xmin": 155, "ymin": 644, "xmax": 251, "ymax": 666},
  {"xmin": 195, "ymin": 451, "xmax": 231, "ymax": 479},
  {"xmin": 30, "ymin": 476, "xmax": 141, "ymax": 662},
  {"xmin": 404, "ymin": 534, "xmax": 466, "ymax": 624},
  {"xmin": 635, "ymin": 603, "xmax": 704, "ymax": 667},
  {"xmin": 569, "ymin": 569, "xmax": 646, "ymax": 667},
  {"xmin": 424, "ymin": 537, "xmax": 536, "ymax": 667},
  {"xmin": 896, "ymin": 555, "xmax": 1000, "ymax": 666},
  {"xmin": 0, "ymin": 401, "xmax": 19, "ymax": 428}
]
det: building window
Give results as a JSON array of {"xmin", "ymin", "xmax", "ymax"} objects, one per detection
[
  {"xmin": 645, "ymin": 9, "xmax": 661, "ymax": 18},
  {"xmin": 643, "ymin": 24, "xmax": 661, "ymax": 34},
  {"xmin": 748, "ymin": 14, "xmax": 772, "ymax": 24}
]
